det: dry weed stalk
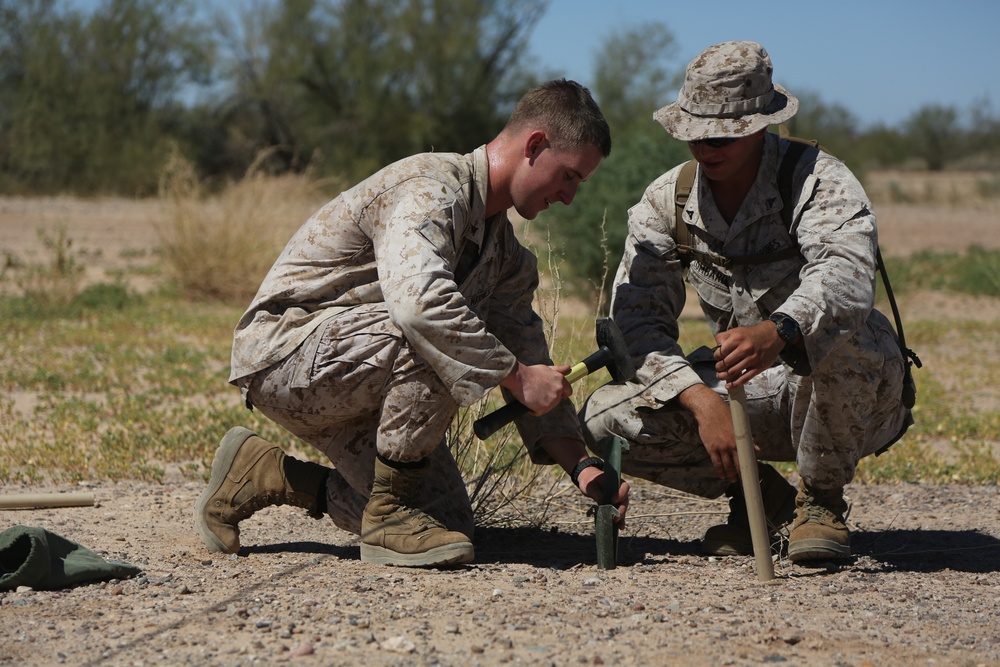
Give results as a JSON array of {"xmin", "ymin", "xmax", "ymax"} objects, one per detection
[
  {"xmin": 156, "ymin": 147, "xmax": 331, "ymax": 303},
  {"xmin": 5, "ymin": 227, "xmax": 85, "ymax": 306}
]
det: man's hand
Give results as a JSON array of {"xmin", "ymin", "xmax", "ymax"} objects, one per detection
[
  {"xmin": 577, "ymin": 465, "xmax": 630, "ymax": 527},
  {"xmin": 679, "ymin": 384, "xmax": 755, "ymax": 484},
  {"xmin": 714, "ymin": 321, "xmax": 785, "ymax": 389},
  {"xmin": 541, "ymin": 437, "xmax": 631, "ymax": 527},
  {"xmin": 500, "ymin": 361, "xmax": 573, "ymax": 416}
]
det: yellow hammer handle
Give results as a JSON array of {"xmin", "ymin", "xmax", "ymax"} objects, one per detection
[{"xmin": 565, "ymin": 361, "xmax": 589, "ymax": 384}]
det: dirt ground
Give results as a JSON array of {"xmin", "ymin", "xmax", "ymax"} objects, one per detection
[{"xmin": 1, "ymin": 184, "xmax": 1000, "ymax": 667}]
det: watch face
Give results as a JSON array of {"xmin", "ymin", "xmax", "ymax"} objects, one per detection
[{"xmin": 772, "ymin": 316, "xmax": 798, "ymax": 342}]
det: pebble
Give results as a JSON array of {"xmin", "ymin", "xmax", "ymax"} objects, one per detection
[
  {"xmin": 381, "ymin": 636, "xmax": 416, "ymax": 654},
  {"xmin": 289, "ymin": 643, "xmax": 314, "ymax": 656}
]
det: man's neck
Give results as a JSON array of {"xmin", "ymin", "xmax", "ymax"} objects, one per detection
[
  {"xmin": 484, "ymin": 138, "xmax": 513, "ymax": 217},
  {"xmin": 708, "ymin": 141, "xmax": 764, "ymax": 224}
]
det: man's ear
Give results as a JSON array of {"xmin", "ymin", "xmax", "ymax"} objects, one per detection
[{"xmin": 524, "ymin": 130, "xmax": 548, "ymax": 159}]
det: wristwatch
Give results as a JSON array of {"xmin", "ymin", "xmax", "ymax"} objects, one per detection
[
  {"xmin": 769, "ymin": 313, "xmax": 801, "ymax": 345},
  {"xmin": 570, "ymin": 456, "xmax": 604, "ymax": 487}
]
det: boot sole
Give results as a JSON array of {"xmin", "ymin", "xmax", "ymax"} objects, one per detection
[
  {"xmin": 194, "ymin": 426, "xmax": 257, "ymax": 554},
  {"xmin": 360, "ymin": 541, "xmax": 475, "ymax": 567},
  {"xmin": 787, "ymin": 538, "xmax": 851, "ymax": 562}
]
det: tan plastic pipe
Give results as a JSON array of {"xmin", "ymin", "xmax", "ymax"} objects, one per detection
[
  {"xmin": 729, "ymin": 384, "xmax": 775, "ymax": 581},
  {"xmin": 0, "ymin": 492, "xmax": 95, "ymax": 509}
]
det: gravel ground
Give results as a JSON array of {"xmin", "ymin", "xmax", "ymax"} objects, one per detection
[{"xmin": 1, "ymin": 478, "xmax": 998, "ymax": 667}]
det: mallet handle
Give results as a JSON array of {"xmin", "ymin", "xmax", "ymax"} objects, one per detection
[
  {"xmin": 0, "ymin": 492, "xmax": 95, "ymax": 509},
  {"xmin": 474, "ymin": 348, "xmax": 609, "ymax": 440},
  {"xmin": 565, "ymin": 347, "xmax": 610, "ymax": 384},
  {"xmin": 473, "ymin": 400, "xmax": 531, "ymax": 439}
]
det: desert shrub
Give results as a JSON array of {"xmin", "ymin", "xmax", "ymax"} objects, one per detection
[
  {"xmin": 976, "ymin": 175, "xmax": 1000, "ymax": 199},
  {"xmin": 70, "ymin": 282, "xmax": 135, "ymax": 312},
  {"xmin": 156, "ymin": 148, "xmax": 334, "ymax": 303},
  {"xmin": 2, "ymin": 227, "xmax": 85, "ymax": 308}
]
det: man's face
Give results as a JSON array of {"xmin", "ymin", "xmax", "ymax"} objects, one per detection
[
  {"xmin": 510, "ymin": 139, "xmax": 604, "ymax": 220},
  {"xmin": 688, "ymin": 131, "xmax": 764, "ymax": 183}
]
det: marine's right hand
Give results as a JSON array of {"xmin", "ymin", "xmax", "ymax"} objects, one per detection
[{"xmin": 500, "ymin": 362, "xmax": 572, "ymax": 415}]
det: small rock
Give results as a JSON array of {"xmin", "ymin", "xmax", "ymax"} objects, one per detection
[
  {"xmin": 290, "ymin": 643, "xmax": 314, "ymax": 657},
  {"xmin": 381, "ymin": 636, "xmax": 416, "ymax": 654}
]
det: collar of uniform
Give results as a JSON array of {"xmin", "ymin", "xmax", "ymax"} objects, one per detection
[
  {"xmin": 720, "ymin": 133, "xmax": 784, "ymax": 243},
  {"xmin": 465, "ymin": 145, "xmax": 491, "ymax": 247}
]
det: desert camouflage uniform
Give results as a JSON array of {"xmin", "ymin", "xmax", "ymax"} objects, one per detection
[
  {"xmin": 230, "ymin": 146, "xmax": 581, "ymax": 536},
  {"xmin": 581, "ymin": 134, "xmax": 912, "ymax": 498}
]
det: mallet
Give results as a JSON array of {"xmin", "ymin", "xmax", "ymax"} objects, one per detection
[{"xmin": 474, "ymin": 317, "xmax": 635, "ymax": 440}]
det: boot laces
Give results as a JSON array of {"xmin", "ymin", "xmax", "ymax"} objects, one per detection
[
  {"xmin": 801, "ymin": 493, "xmax": 846, "ymax": 526},
  {"xmin": 402, "ymin": 505, "xmax": 445, "ymax": 532},
  {"xmin": 232, "ymin": 490, "xmax": 296, "ymax": 520}
]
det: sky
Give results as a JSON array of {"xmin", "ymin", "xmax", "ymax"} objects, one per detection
[{"xmin": 528, "ymin": 0, "xmax": 998, "ymax": 129}]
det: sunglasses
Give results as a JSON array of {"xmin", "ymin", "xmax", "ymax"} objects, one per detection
[{"xmin": 688, "ymin": 137, "xmax": 740, "ymax": 149}]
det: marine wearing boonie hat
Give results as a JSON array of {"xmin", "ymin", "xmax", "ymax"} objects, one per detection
[{"xmin": 654, "ymin": 40, "xmax": 799, "ymax": 141}]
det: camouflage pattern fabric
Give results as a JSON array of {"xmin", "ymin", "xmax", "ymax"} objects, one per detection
[
  {"xmin": 581, "ymin": 133, "xmax": 912, "ymax": 493},
  {"xmin": 228, "ymin": 146, "xmax": 581, "ymax": 533}
]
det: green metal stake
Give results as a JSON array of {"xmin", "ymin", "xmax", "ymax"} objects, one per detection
[{"xmin": 595, "ymin": 435, "xmax": 628, "ymax": 570}]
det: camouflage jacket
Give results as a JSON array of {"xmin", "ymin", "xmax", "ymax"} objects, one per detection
[
  {"xmin": 612, "ymin": 132, "xmax": 887, "ymax": 405},
  {"xmin": 230, "ymin": 146, "xmax": 581, "ymax": 459}
]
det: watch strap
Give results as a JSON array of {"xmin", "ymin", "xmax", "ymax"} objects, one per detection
[{"xmin": 570, "ymin": 456, "xmax": 604, "ymax": 487}]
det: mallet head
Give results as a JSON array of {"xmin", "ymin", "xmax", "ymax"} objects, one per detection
[{"xmin": 595, "ymin": 317, "xmax": 635, "ymax": 383}]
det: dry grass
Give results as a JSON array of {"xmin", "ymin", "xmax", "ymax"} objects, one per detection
[{"xmin": 156, "ymin": 149, "xmax": 334, "ymax": 302}]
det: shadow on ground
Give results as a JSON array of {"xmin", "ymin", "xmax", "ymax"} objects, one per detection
[
  {"xmin": 239, "ymin": 526, "xmax": 1000, "ymax": 574},
  {"xmin": 473, "ymin": 526, "xmax": 702, "ymax": 568},
  {"xmin": 855, "ymin": 528, "xmax": 1000, "ymax": 574}
]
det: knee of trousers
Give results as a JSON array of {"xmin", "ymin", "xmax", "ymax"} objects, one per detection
[{"xmin": 579, "ymin": 385, "xmax": 627, "ymax": 450}]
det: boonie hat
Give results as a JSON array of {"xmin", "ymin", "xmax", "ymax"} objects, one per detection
[{"xmin": 654, "ymin": 40, "xmax": 798, "ymax": 141}]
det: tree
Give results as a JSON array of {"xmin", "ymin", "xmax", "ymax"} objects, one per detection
[
  {"xmin": 903, "ymin": 103, "xmax": 961, "ymax": 171},
  {"xmin": 0, "ymin": 0, "xmax": 213, "ymax": 195},
  {"xmin": 782, "ymin": 90, "xmax": 866, "ymax": 175},
  {"xmin": 544, "ymin": 22, "xmax": 687, "ymax": 301},
  {"xmin": 591, "ymin": 22, "xmax": 680, "ymax": 135},
  {"xmin": 209, "ymin": 0, "xmax": 546, "ymax": 183}
]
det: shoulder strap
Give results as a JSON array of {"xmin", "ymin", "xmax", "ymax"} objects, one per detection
[
  {"xmin": 673, "ymin": 160, "xmax": 733, "ymax": 267},
  {"xmin": 674, "ymin": 160, "xmax": 697, "ymax": 265},
  {"xmin": 777, "ymin": 138, "xmax": 818, "ymax": 231}
]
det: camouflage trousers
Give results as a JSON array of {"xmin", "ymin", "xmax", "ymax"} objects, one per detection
[
  {"xmin": 239, "ymin": 305, "xmax": 474, "ymax": 538},
  {"xmin": 580, "ymin": 323, "xmax": 912, "ymax": 498}
]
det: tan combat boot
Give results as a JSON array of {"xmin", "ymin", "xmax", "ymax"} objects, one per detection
[
  {"xmin": 360, "ymin": 456, "xmax": 474, "ymax": 567},
  {"xmin": 701, "ymin": 463, "xmax": 797, "ymax": 556},
  {"xmin": 787, "ymin": 480, "xmax": 851, "ymax": 562},
  {"xmin": 195, "ymin": 427, "xmax": 331, "ymax": 554}
]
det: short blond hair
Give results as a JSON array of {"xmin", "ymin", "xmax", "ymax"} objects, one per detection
[{"xmin": 504, "ymin": 79, "xmax": 611, "ymax": 157}]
